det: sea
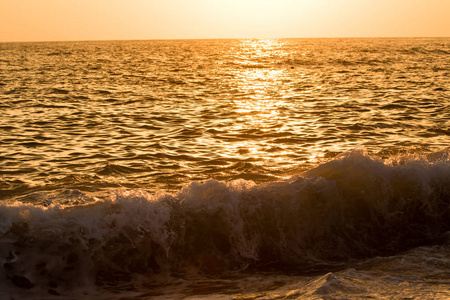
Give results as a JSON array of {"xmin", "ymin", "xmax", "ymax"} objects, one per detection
[{"xmin": 0, "ymin": 38, "xmax": 449, "ymax": 299}]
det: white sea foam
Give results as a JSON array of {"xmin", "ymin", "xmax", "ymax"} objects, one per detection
[{"xmin": 0, "ymin": 149, "xmax": 449, "ymax": 298}]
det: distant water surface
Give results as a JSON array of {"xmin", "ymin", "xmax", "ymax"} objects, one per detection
[
  {"xmin": 0, "ymin": 38, "xmax": 449, "ymax": 299},
  {"xmin": 1, "ymin": 38, "xmax": 449, "ymax": 199}
]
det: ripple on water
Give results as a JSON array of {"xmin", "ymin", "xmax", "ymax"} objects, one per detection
[{"xmin": 0, "ymin": 38, "xmax": 449, "ymax": 194}]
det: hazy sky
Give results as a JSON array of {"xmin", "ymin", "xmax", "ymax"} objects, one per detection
[{"xmin": 1, "ymin": 0, "xmax": 449, "ymax": 42}]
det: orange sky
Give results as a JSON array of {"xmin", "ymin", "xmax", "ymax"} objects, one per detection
[{"xmin": 1, "ymin": 0, "xmax": 449, "ymax": 42}]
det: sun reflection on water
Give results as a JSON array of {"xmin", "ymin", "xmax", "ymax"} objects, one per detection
[
  {"xmin": 222, "ymin": 39, "xmax": 301, "ymax": 168},
  {"xmin": 232, "ymin": 39, "xmax": 290, "ymax": 114}
]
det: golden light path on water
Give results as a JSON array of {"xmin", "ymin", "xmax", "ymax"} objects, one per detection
[
  {"xmin": 0, "ymin": 38, "xmax": 448, "ymax": 194},
  {"xmin": 227, "ymin": 39, "xmax": 326, "ymax": 172}
]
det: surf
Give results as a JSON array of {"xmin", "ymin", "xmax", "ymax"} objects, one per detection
[{"xmin": 1, "ymin": 149, "xmax": 449, "ymax": 295}]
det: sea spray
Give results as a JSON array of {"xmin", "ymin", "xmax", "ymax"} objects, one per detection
[{"xmin": 1, "ymin": 150, "xmax": 449, "ymax": 295}]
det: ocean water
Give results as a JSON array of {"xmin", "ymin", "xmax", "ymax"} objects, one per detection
[{"xmin": 0, "ymin": 38, "xmax": 449, "ymax": 299}]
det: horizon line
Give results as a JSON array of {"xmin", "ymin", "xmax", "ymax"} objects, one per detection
[{"xmin": 1, "ymin": 36, "xmax": 449, "ymax": 44}]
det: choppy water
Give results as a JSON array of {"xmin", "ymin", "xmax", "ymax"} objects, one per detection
[{"xmin": 0, "ymin": 38, "xmax": 449, "ymax": 299}]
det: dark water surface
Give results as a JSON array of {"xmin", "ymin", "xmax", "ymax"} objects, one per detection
[{"xmin": 0, "ymin": 38, "xmax": 449, "ymax": 299}]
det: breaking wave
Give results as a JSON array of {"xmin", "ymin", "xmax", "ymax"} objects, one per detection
[{"xmin": 1, "ymin": 149, "xmax": 449, "ymax": 294}]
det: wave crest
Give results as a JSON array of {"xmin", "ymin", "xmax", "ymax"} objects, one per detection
[{"xmin": 1, "ymin": 149, "xmax": 449, "ymax": 292}]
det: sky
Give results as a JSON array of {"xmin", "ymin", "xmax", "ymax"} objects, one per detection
[{"xmin": 0, "ymin": 0, "xmax": 449, "ymax": 42}]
